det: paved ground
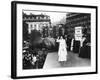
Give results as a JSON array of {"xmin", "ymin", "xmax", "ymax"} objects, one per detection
[{"xmin": 43, "ymin": 51, "xmax": 91, "ymax": 69}]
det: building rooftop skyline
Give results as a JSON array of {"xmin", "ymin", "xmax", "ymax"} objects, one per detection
[{"xmin": 23, "ymin": 11, "xmax": 67, "ymax": 25}]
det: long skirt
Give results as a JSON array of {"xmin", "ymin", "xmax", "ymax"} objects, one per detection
[
  {"xmin": 73, "ymin": 40, "xmax": 80, "ymax": 53},
  {"xmin": 58, "ymin": 47, "xmax": 67, "ymax": 61}
]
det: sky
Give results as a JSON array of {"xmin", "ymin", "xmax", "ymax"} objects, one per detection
[{"xmin": 23, "ymin": 10, "xmax": 67, "ymax": 25}]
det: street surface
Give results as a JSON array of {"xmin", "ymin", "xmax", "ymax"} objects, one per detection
[{"xmin": 43, "ymin": 51, "xmax": 90, "ymax": 69}]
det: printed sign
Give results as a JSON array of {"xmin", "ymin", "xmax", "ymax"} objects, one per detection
[{"xmin": 75, "ymin": 27, "xmax": 82, "ymax": 41}]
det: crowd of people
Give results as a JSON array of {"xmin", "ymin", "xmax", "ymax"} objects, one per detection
[
  {"xmin": 55, "ymin": 34, "xmax": 91, "ymax": 66},
  {"xmin": 23, "ymin": 48, "xmax": 47, "ymax": 69},
  {"xmin": 22, "ymin": 29, "xmax": 91, "ymax": 69}
]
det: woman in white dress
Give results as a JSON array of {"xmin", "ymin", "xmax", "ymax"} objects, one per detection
[{"xmin": 56, "ymin": 36, "xmax": 68, "ymax": 65}]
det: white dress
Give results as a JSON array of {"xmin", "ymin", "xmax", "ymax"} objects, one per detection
[{"xmin": 57, "ymin": 39, "xmax": 67, "ymax": 61}]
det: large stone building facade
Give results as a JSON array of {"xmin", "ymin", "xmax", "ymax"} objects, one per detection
[
  {"xmin": 23, "ymin": 13, "xmax": 51, "ymax": 38},
  {"xmin": 65, "ymin": 13, "xmax": 91, "ymax": 38}
]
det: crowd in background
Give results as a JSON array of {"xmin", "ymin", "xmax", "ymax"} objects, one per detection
[{"xmin": 22, "ymin": 27, "xmax": 91, "ymax": 69}]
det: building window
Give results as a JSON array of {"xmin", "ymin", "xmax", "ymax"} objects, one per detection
[
  {"xmin": 34, "ymin": 24, "xmax": 36, "ymax": 30},
  {"xmin": 44, "ymin": 17, "xmax": 47, "ymax": 19},
  {"xmin": 30, "ymin": 24, "xmax": 33, "ymax": 30},
  {"xmin": 32, "ymin": 17, "xmax": 34, "ymax": 20},
  {"xmin": 36, "ymin": 17, "xmax": 38, "ymax": 19},
  {"xmin": 46, "ymin": 24, "xmax": 48, "ymax": 27},
  {"xmin": 48, "ymin": 16, "xmax": 50, "ymax": 19},
  {"xmin": 31, "ymin": 24, "xmax": 32, "ymax": 28}
]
